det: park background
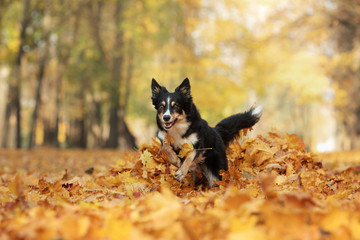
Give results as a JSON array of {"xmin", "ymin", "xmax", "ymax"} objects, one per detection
[
  {"xmin": 3, "ymin": 1, "xmax": 360, "ymax": 239},
  {"xmin": 0, "ymin": 0, "xmax": 359, "ymax": 152}
]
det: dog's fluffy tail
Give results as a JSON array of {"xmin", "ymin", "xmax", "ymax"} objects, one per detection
[{"xmin": 215, "ymin": 106, "xmax": 262, "ymax": 147}]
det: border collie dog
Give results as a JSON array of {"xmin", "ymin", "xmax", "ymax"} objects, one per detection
[{"xmin": 151, "ymin": 78, "xmax": 262, "ymax": 187}]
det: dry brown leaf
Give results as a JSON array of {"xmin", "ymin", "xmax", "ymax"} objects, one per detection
[{"xmin": 1, "ymin": 132, "xmax": 360, "ymax": 240}]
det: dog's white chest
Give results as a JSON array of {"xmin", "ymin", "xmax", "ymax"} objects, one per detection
[
  {"xmin": 158, "ymin": 121, "xmax": 198, "ymax": 149},
  {"xmin": 171, "ymin": 124, "xmax": 198, "ymax": 149}
]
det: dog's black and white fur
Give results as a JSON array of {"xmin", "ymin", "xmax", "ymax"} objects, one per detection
[{"xmin": 151, "ymin": 78, "xmax": 262, "ymax": 187}]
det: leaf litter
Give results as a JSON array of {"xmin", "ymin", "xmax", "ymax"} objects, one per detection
[{"xmin": 1, "ymin": 131, "xmax": 360, "ymax": 239}]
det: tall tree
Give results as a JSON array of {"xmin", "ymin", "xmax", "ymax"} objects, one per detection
[
  {"xmin": 88, "ymin": 0, "xmax": 136, "ymax": 149},
  {"xmin": 28, "ymin": 0, "xmax": 52, "ymax": 148},
  {"xmin": 106, "ymin": 0, "xmax": 124, "ymax": 149},
  {"xmin": 2, "ymin": 0, "xmax": 31, "ymax": 148},
  {"xmin": 50, "ymin": 2, "xmax": 82, "ymax": 147},
  {"xmin": 327, "ymin": 0, "xmax": 360, "ymax": 150}
]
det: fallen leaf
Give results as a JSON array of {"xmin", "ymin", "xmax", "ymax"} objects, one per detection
[{"xmin": 178, "ymin": 143, "xmax": 194, "ymax": 159}]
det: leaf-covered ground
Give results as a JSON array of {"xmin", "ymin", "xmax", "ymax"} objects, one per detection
[{"xmin": 1, "ymin": 131, "xmax": 360, "ymax": 240}]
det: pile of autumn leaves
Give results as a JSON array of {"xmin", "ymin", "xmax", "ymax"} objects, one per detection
[{"xmin": 1, "ymin": 131, "xmax": 360, "ymax": 240}]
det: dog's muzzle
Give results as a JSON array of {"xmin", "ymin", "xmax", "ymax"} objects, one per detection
[{"xmin": 163, "ymin": 117, "xmax": 177, "ymax": 129}]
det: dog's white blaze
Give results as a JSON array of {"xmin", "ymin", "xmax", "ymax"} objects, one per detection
[
  {"xmin": 252, "ymin": 105, "xmax": 262, "ymax": 117},
  {"xmin": 163, "ymin": 97, "xmax": 172, "ymax": 120},
  {"xmin": 163, "ymin": 109, "xmax": 171, "ymax": 118},
  {"xmin": 167, "ymin": 97, "xmax": 171, "ymax": 107}
]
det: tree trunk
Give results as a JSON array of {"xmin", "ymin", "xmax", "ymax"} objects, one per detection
[
  {"xmin": 43, "ymin": 119, "xmax": 56, "ymax": 147},
  {"xmin": 67, "ymin": 119, "xmax": 86, "ymax": 148},
  {"xmin": 88, "ymin": 96, "xmax": 103, "ymax": 148},
  {"xmin": 79, "ymin": 78, "xmax": 88, "ymax": 149},
  {"xmin": 28, "ymin": 1, "xmax": 51, "ymax": 149},
  {"xmin": 2, "ymin": 0, "xmax": 31, "ymax": 148},
  {"xmin": 330, "ymin": 3, "xmax": 360, "ymax": 150},
  {"xmin": 122, "ymin": 40, "xmax": 134, "ymax": 114},
  {"xmin": 106, "ymin": 0, "xmax": 124, "ymax": 148},
  {"xmin": 28, "ymin": 40, "xmax": 50, "ymax": 148},
  {"xmin": 53, "ymin": 65, "xmax": 64, "ymax": 148},
  {"xmin": 88, "ymin": 0, "xmax": 136, "ymax": 149},
  {"xmin": 118, "ymin": 40, "xmax": 137, "ymax": 149},
  {"xmin": 53, "ymin": 8, "xmax": 81, "ymax": 148},
  {"xmin": 106, "ymin": 107, "xmax": 119, "ymax": 148},
  {"xmin": 118, "ymin": 110, "xmax": 137, "ymax": 150}
]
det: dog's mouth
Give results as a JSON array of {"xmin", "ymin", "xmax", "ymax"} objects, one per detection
[{"xmin": 163, "ymin": 119, "xmax": 177, "ymax": 129}]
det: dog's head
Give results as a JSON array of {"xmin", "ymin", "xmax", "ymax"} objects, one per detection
[{"xmin": 151, "ymin": 78, "xmax": 192, "ymax": 130}]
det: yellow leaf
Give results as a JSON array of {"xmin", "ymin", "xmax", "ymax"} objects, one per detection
[
  {"xmin": 8, "ymin": 173, "xmax": 23, "ymax": 197},
  {"xmin": 178, "ymin": 143, "xmax": 194, "ymax": 158},
  {"xmin": 275, "ymin": 175, "xmax": 288, "ymax": 185},
  {"xmin": 140, "ymin": 150, "xmax": 157, "ymax": 169}
]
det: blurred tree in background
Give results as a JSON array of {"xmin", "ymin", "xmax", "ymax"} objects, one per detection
[{"xmin": 0, "ymin": 0, "xmax": 359, "ymax": 151}]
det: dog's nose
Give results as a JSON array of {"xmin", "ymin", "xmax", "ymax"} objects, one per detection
[{"xmin": 163, "ymin": 115, "xmax": 171, "ymax": 122}]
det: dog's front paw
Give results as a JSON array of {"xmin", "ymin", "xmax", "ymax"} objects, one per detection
[{"xmin": 174, "ymin": 169, "xmax": 186, "ymax": 182}]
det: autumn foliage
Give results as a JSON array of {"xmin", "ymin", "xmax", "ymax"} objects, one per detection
[{"xmin": 1, "ymin": 131, "xmax": 360, "ymax": 239}]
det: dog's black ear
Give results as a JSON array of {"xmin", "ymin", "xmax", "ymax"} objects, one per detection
[
  {"xmin": 151, "ymin": 78, "xmax": 162, "ymax": 104},
  {"xmin": 176, "ymin": 78, "xmax": 191, "ymax": 99}
]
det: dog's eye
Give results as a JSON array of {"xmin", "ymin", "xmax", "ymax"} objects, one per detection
[
  {"xmin": 173, "ymin": 103, "xmax": 179, "ymax": 108},
  {"xmin": 158, "ymin": 104, "xmax": 165, "ymax": 110}
]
